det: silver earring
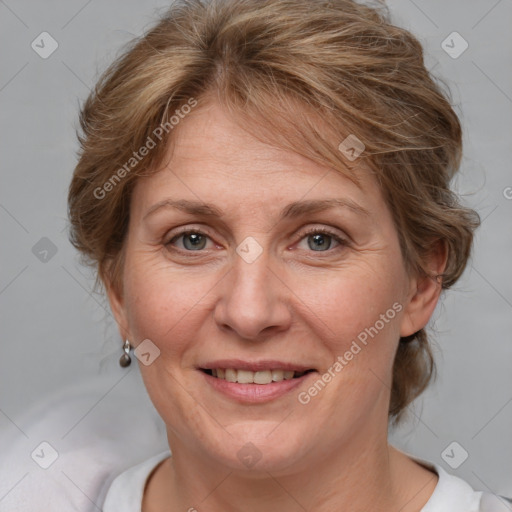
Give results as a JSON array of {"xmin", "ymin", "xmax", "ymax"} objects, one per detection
[{"xmin": 119, "ymin": 339, "xmax": 132, "ymax": 367}]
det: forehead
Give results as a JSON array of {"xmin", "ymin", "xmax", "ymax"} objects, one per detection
[{"xmin": 131, "ymin": 100, "xmax": 384, "ymax": 218}]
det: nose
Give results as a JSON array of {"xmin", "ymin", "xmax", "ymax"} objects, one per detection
[{"xmin": 213, "ymin": 245, "xmax": 292, "ymax": 341}]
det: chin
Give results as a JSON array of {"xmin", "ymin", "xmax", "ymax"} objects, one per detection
[{"xmin": 199, "ymin": 420, "xmax": 314, "ymax": 474}]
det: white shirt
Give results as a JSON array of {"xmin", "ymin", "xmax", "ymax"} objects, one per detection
[{"xmin": 102, "ymin": 450, "xmax": 511, "ymax": 512}]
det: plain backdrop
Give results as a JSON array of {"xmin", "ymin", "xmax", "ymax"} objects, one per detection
[{"xmin": 1, "ymin": 0, "xmax": 511, "ymax": 504}]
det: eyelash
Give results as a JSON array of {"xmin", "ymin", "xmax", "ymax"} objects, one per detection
[{"xmin": 165, "ymin": 226, "xmax": 349, "ymax": 256}]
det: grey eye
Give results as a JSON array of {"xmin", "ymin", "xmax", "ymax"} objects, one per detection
[
  {"xmin": 307, "ymin": 233, "xmax": 334, "ymax": 251},
  {"xmin": 181, "ymin": 232, "xmax": 208, "ymax": 250}
]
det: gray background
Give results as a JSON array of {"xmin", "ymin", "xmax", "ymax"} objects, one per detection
[{"xmin": 1, "ymin": 0, "xmax": 511, "ymax": 505}]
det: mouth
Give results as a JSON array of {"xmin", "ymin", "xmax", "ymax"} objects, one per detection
[
  {"xmin": 198, "ymin": 361, "xmax": 318, "ymax": 403},
  {"xmin": 200, "ymin": 368, "xmax": 316, "ymax": 384}
]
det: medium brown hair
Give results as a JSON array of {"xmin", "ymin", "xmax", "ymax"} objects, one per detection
[{"xmin": 68, "ymin": 0, "xmax": 480, "ymax": 425}]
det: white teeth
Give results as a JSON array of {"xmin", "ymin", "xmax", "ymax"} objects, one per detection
[
  {"xmin": 271, "ymin": 369, "xmax": 284, "ymax": 381},
  {"xmin": 236, "ymin": 370, "xmax": 254, "ymax": 384},
  {"xmin": 208, "ymin": 368, "xmax": 309, "ymax": 384},
  {"xmin": 254, "ymin": 370, "xmax": 272, "ymax": 384},
  {"xmin": 225, "ymin": 369, "xmax": 237, "ymax": 382}
]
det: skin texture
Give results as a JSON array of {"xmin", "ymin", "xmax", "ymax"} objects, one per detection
[{"xmin": 107, "ymin": 100, "xmax": 446, "ymax": 511}]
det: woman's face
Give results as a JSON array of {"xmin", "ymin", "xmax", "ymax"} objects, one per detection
[{"xmin": 109, "ymin": 100, "xmax": 434, "ymax": 473}]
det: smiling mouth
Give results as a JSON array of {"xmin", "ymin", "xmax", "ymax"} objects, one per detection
[{"xmin": 200, "ymin": 368, "xmax": 316, "ymax": 384}]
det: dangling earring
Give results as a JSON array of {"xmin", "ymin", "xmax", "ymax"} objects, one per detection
[{"xmin": 119, "ymin": 339, "xmax": 132, "ymax": 367}]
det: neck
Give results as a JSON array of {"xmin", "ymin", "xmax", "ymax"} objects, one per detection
[{"xmin": 145, "ymin": 420, "xmax": 436, "ymax": 512}]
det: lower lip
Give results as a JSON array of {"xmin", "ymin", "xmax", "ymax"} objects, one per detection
[{"xmin": 201, "ymin": 371, "xmax": 315, "ymax": 403}]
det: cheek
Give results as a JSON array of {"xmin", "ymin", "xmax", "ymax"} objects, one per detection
[
  {"xmin": 122, "ymin": 254, "xmax": 214, "ymax": 354},
  {"xmin": 297, "ymin": 266, "xmax": 405, "ymax": 421},
  {"xmin": 297, "ymin": 261, "xmax": 405, "ymax": 348}
]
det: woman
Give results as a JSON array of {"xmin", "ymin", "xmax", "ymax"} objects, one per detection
[{"xmin": 67, "ymin": 0, "xmax": 508, "ymax": 510}]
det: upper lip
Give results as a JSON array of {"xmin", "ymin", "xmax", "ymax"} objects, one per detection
[{"xmin": 199, "ymin": 359, "xmax": 316, "ymax": 372}]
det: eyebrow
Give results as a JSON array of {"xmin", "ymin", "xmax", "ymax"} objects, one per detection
[{"xmin": 143, "ymin": 197, "xmax": 370, "ymax": 221}]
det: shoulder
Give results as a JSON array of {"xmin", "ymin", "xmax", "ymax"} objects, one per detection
[
  {"xmin": 421, "ymin": 463, "xmax": 482, "ymax": 511},
  {"xmin": 102, "ymin": 451, "xmax": 171, "ymax": 512},
  {"xmin": 0, "ymin": 371, "xmax": 168, "ymax": 511},
  {"xmin": 410, "ymin": 455, "xmax": 511, "ymax": 512}
]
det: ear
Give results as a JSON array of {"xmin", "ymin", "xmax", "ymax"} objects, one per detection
[
  {"xmin": 400, "ymin": 240, "xmax": 448, "ymax": 338},
  {"xmin": 104, "ymin": 271, "xmax": 130, "ymax": 342}
]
